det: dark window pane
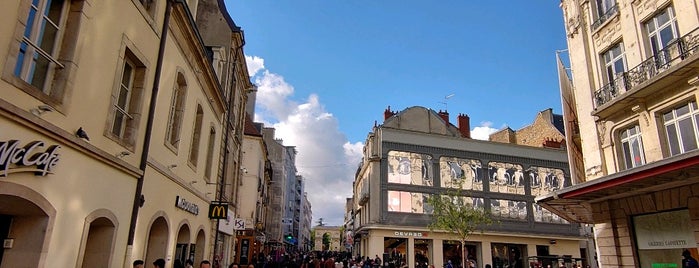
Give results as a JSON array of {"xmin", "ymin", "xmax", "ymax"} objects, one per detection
[
  {"xmin": 622, "ymin": 142, "xmax": 632, "ymax": 168},
  {"xmin": 667, "ymin": 125, "xmax": 680, "ymax": 155},
  {"xmin": 679, "ymin": 118, "xmax": 698, "ymax": 152},
  {"xmin": 631, "ymin": 138, "xmax": 643, "ymax": 166}
]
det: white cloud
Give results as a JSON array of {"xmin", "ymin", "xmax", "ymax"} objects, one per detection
[
  {"xmin": 471, "ymin": 121, "xmax": 499, "ymax": 140},
  {"xmin": 245, "ymin": 55, "xmax": 265, "ymax": 77},
  {"xmin": 248, "ymin": 56, "xmax": 362, "ymax": 226}
]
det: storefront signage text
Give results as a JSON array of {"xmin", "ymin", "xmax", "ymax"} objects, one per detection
[
  {"xmin": 0, "ymin": 140, "xmax": 60, "ymax": 177},
  {"xmin": 394, "ymin": 231, "xmax": 427, "ymax": 237},
  {"xmin": 175, "ymin": 196, "xmax": 199, "ymax": 215}
]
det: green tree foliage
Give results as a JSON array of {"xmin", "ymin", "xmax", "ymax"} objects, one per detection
[
  {"xmin": 425, "ymin": 182, "xmax": 494, "ymax": 267},
  {"xmin": 310, "ymin": 229, "xmax": 316, "ymax": 250},
  {"xmin": 322, "ymin": 233, "xmax": 331, "ymax": 251}
]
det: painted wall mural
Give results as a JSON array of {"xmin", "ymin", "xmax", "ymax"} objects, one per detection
[
  {"xmin": 388, "ymin": 151, "xmax": 434, "ymax": 186},
  {"xmin": 529, "ymin": 166, "xmax": 570, "ymax": 196},
  {"xmin": 439, "ymin": 157, "xmax": 483, "ymax": 191},
  {"xmin": 488, "ymin": 162, "xmax": 525, "ymax": 194},
  {"xmin": 491, "ymin": 199, "xmax": 527, "ymax": 220}
]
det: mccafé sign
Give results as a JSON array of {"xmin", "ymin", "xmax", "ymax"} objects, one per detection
[{"xmin": 0, "ymin": 140, "xmax": 60, "ymax": 177}]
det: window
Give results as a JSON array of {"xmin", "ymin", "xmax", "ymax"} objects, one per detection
[
  {"xmin": 602, "ymin": 42, "xmax": 626, "ymax": 85},
  {"xmin": 620, "ymin": 125, "xmax": 645, "ymax": 169},
  {"xmin": 166, "ymin": 72, "xmax": 187, "ymax": 149},
  {"xmin": 108, "ymin": 49, "xmax": 146, "ymax": 147},
  {"xmin": 14, "ymin": 0, "xmax": 66, "ymax": 91},
  {"xmin": 663, "ymin": 101, "xmax": 699, "ymax": 156},
  {"xmin": 591, "ymin": 0, "xmax": 617, "ymax": 29},
  {"xmin": 138, "ymin": 0, "xmax": 155, "ymax": 17},
  {"xmin": 204, "ymin": 126, "xmax": 216, "ymax": 180},
  {"xmin": 646, "ymin": 6, "xmax": 679, "ymax": 66},
  {"xmin": 188, "ymin": 105, "xmax": 204, "ymax": 166}
]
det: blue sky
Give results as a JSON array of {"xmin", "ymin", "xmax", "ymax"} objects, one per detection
[{"xmin": 225, "ymin": 1, "xmax": 568, "ymax": 226}]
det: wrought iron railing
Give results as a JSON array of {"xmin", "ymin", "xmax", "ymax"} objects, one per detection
[
  {"xmin": 594, "ymin": 27, "xmax": 699, "ymax": 108},
  {"xmin": 591, "ymin": 4, "xmax": 618, "ymax": 31}
]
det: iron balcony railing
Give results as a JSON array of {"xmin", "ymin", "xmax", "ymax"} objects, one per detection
[
  {"xmin": 591, "ymin": 4, "xmax": 619, "ymax": 31},
  {"xmin": 594, "ymin": 27, "xmax": 699, "ymax": 108}
]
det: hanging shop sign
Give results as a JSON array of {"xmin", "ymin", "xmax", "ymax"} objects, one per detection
[
  {"xmin": 0, "ymin": 140, "xmax": 60, "ymax": 177},
  {"xmin": 175, "ymin": 196, "xmax": 199, "ymax": 215},
  {"xmin": 208, "ymin": 202, "xmax": 228, "ymax": 219}
]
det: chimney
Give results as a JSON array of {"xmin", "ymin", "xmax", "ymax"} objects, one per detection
[
  {"xmin": 457, "ymin": 113, "xmax": 471, "ymax": 138},
  {"xmin": 384, "ymin": 106, "xmax": 395, "ymax": 121},
  {"xmin": 438, "ymin": 110, "xmax": 449, "ymax": 124}
]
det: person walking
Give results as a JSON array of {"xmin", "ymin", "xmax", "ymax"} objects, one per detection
[
  {"xmin": 683, "ymin": 250, "xmax": 699, "ymax": 268},
  {"xmin": 153, "ymin": 259, "xmax": 166, "ymax": 268}
]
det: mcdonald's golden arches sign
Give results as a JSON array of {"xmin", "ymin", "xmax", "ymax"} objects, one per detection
[{"xmin": 208, "ymin": 203, "xmax": 228, "ymax": 219}]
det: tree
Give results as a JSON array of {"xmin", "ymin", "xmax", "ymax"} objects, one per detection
[
  {"xmin": 425, "ymin": 182, "xmax": 493, "ymax": 268},
  {"xmin": 310, "ymin": 229, "xmax": 316, "ymax": 250},
  {"xmin": 322, "ymin": 233, "xmax": 331, "ymax": 251}
]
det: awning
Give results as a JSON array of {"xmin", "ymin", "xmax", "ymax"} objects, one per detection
[{"xmin": 536, "ymin": 151, "xmax": 699, "ymax": 223}]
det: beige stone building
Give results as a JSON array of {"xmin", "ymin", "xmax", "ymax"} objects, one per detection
[
  {"xmin": 313, "ymin": 226, "xmax": 343, "ymax": 252},
  {"xmin": 489, "ymin": 108, "xmax": 566, "ymax": 150},
  {"xmin": 351, "ymin": 106, "xmax": 584, "ymax": 268},
  {"xmin": 537, "ymin": 0, "xmax": 699, "ymax": 267},
  {"xmin": 0, "ymin": 0, "xmax": 251, "ymax": 267}
]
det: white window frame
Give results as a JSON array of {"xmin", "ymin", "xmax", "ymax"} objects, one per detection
[
  {"xmin": 620, "ymin": 125, "xmax": 645, "ymax": 169},
  {"xmin": 645, "ymin": 6, "xmax": 679, "ymax": 65},
  {"xmin": 602, "ymin": 42, "xmax": 626, "ymax": 85},
  {"xmin": 14, "ymin": 0, "xmax": 67, "ymax": 93},
  {"xmin": 111, "ymin": 58, "xmax": 136, "ymax": 138},
  {"xmin": 663, "ymin": 101, "xmax": 699, "ymax": 156}
]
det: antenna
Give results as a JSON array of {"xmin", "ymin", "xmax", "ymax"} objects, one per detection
[{"xmin": 439, "ymin": 94, "xmax": 455, "ymax": 111}]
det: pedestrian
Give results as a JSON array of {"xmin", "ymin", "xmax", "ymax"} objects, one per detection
[
  {"xmin": 445, "ymin": 260, "xmax": 453, "ymax": 268},
  {"xmin": 133, "ymin": 260, "xmax": 145, "ymax": 268},
  {"xmin": 186, "ymin": 260, "xmax": 194, "ymax": 268},
  {"xmin": 201, "ymin": 260, "xmax": 212, "ymax": 268},
  {"xmin": 174, "ymin": 260, "xmax": 185, "ymax": 268},
  {"xmin": 153, "ymin": 259, "xmax": 166, "ymax": 268},
  {"xmin": 683, "ymin": 250, "xmax": 699, "ymax": 268}
]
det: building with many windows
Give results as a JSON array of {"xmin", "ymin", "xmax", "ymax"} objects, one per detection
[
  {"xmin": 537, "ymin": 0, "xmax": 699, "ymax": 267},
  {"xmin": 0, "ymin": 0, "xmax": 251, "ymax": 267},
  {"xmin": 351, "ymin": 106, "xmax": 585, "ymax": 268}
]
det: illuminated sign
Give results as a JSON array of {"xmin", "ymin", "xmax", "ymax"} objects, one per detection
[
  {"xmin": 175, "ymin": 196, "xmax": 199, "ymax": 215},
  {"xmin": 208, "ymin": 203, "xmax": 228, "ymax": 219},
  {"xmin": 0, "ymin": 140, "xmax": 60, "ymax": 177}
]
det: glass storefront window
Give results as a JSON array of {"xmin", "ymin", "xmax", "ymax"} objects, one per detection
[
  {"xmin": 491, "ymin": 243, "xmax": 526, "ymax": 268},
  {"xmin": 634, "ymin": 209, "xmax": 698, "ymax": 268},
  {"xmin": 529, "ymin": 166, "xmax": 569, "ymax": 196},
  {"xmin": 414, "ymin": 239, "xmax": 432, "ymax": 268},
  {"xmin": 387, "ymin": 191, "xmax": 432, "ymax": 214},
  {"xmin": 384, "ymin": 237, "xmax": 408, "ymax": 267},
  {"xmin": 490, "ymin": 199, "xmax": 527, "ymax": 221},
  {"xmin": 388, "ymin": 151, "xmax": 434, "ymax": 186},
  {"xmin": 443, "ymin": 241, "xmax": 479, "ymax": 268},
  {"xmin": 488, "ymin": 162, "xmax": 524, "ymax": 194},
  {"xmin": 440, "ymin": 157, "xmax": 483, "ymax": 191},
  {"xmin": 533, "ymin": 204, "xmax": 568, "ymax": 224}
]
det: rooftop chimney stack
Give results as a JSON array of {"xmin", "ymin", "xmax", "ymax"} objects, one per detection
[
  {"xmin": 457, "ymin": 113, "xmax": 471, "ymax": 138},
  {"xmin": 384, "ymin": 106, "xmax": 396, "ymax": 120},
  {"xmin": 438, "ymin": 110, "xmax": 449, "ymax": 124}
]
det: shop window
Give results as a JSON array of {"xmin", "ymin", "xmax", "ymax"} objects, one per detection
[
  {"xmin": 491, "ymin": 244, "xmax": 526, "ymax": 268},
  {"xmin": 80, "ymin": 217, "xmax": 115, "ymax": 268},
  {"xmin": 384, "ymin": 237, "xmax": 408, "ymax": 267},
  {"xmin": 633, "ymin": 209, "xmax": 697, "ymax": 267},
  {"xmin": 387, "ymin": 151, "xmax": 433, "ymax": 186},
  {"xmin": 440, "ymin": 157, "xmax": 483, "ymax": 191}
]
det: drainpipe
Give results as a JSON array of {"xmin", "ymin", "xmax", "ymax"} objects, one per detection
[
  {"xmin": 213, "ymin": 30, "xmax": 245, "ymax": 263},
  {"xmin": 126, "ymin": 0, "xmax": 179, "ymax": 256}
]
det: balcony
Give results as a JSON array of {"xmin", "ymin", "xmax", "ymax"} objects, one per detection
[
  {"xmin": 591, "ymin": 4, "xmax": 618, "ymax": 31},
  {"xmin": 593, "ymin": 27, "xmax": 699, "ymax": 117}
]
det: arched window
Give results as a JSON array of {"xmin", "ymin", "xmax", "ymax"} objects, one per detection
[
  {"xmin": 188, "ymin": 105, "xmax": 204, "ymax": 167},
  {"xmin": 166, "ymin": 72, "xmax": 187, "ymax": 150},
  {"xmin": 204, "ymin": 126, "xmax": 216, "ymax": 180}
]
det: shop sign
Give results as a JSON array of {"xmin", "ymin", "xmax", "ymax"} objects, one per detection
[
  {"xmin": 634, "ymin": 209, "xmax": 694, "ymax": 250},
  {"xmin": 393, "ymin": 231, "xmax": 427, "ymax": 237},
  {"xmin": 208, "ymin": 202, "xmax": 228, "ymax": 219},
  {"xmin": 175, "ymin": 196, "xmax": 199, "ymax": 215},
  {"xmin": 217, "ymin": 209, "xmax": 235, "ymax": 235},
  {"xmin": 0, "ymin": 140, "xmax": 60, "ymax": 177}
]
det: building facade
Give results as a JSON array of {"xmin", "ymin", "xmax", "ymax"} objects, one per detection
[
  {"xmin": 0, "ymin": 0, "xmax": 251, "ymax": 267},
  {"xmin": 538, "ymin": 0, "xmax": 699, "ymax": 267},
  {"xmin": 352, "ymin": 107, "xmax": 585, "ymax": 268}
]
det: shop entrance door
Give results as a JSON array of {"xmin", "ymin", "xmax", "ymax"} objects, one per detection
[{"xmin": 0, "ymin": 215, "xmax": 11, "ymax": 265}]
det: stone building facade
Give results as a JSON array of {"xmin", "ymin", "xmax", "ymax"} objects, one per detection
[
  {"xmin": 538, "ymin": 0, "xmax": 699, "ymax": 267},
  {"xmin": 489, "ymin": 108, "xmax": 566, "ymax": 149},
  {"xmin": 351, "ymin": 106, "xmax": 586, "ymax": 268}
]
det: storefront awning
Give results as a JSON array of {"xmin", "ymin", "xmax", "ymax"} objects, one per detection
[{"xmin": 536, "ymin": 151, "xmax": 699, "ymax": 223}]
